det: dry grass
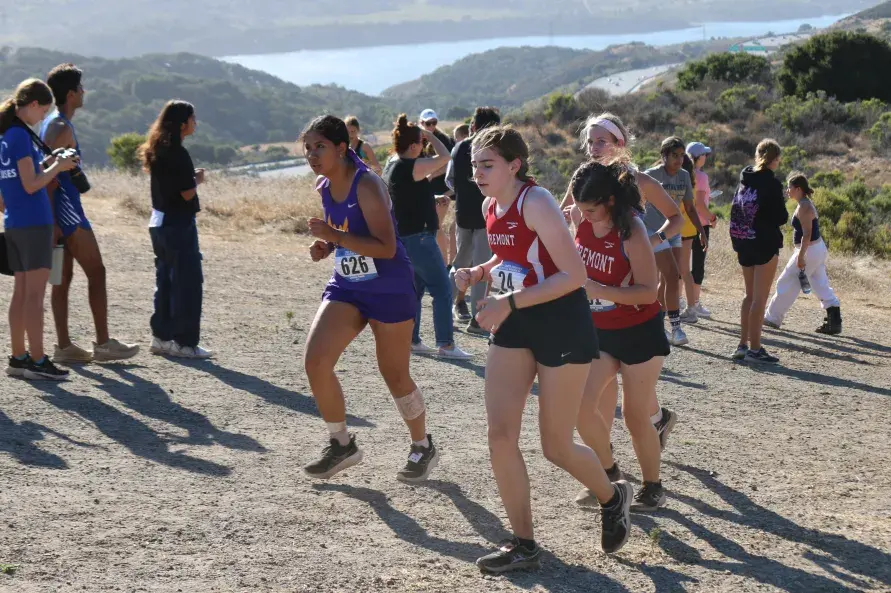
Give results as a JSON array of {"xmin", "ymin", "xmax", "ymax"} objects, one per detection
[
  {"xmin": 95, "ymin": 169, "xmax": 323, "ymax": 234},
  {"xmin": 93, "ymin": 169, "xmax": 889, "ymax": 298}
]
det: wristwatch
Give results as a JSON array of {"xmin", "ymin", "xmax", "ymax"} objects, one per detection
[{"xmin": 657, "ymin": 231, "xmax": 668, "ymax": 242}]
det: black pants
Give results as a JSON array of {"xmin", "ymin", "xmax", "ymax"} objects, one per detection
[
  {"xmin": 692, "ymin": 225, "xmax": 710, "ymax": 286},
  {"xmin": 149, "ymin": 219, "xmax": 203, "ymax": 347}
]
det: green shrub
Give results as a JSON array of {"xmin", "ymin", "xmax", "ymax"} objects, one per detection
[
  {"xmin": 777, "ymin": 31, "xmax": 891, "ymax": 102},
  {"xmin": 811, "ymin": 170, "xmax": 845, "ymax": 189},
  {"xmin": 713, "ymin": 84, "xmax": 767, "ymax": 121},
  {"xmin": 868, "ymin": 112, "xmax": 891, "ymax": 152},
  {"xmin": 544, "ymin": 92, "xmax": 582, "ymax": 125},
  {"xmin": 107, "ymin": 133, "xmax": 145, "ymax": 173},
  {"xmin": 765, "ymin": 92, "xmax": 851, "ymax": 134},
  {"xmin": 676, "ymin": 53, "xmax": 771, "ymax": 91}
]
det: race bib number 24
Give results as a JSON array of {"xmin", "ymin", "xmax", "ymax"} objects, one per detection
[{"xmin": 490, "ymin": 261, "xmax": 528, "ymax": 294}]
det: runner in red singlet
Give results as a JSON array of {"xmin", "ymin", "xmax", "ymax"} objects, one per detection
[
  {"xmin": 560, "ymin": 112, "xmax": 679, "ymax": 454},
  {"xmin": 568, "ymin": 159, "xmax": 671, "ymax": 513},
  {"xmin": 454, "ymin": 126, "xmax": 633, "ymax": 573}
]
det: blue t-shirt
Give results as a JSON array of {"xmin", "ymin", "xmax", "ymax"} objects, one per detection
[{"xmin": 0, "ymin": 125, "xmax": 53, "ymax": 228}]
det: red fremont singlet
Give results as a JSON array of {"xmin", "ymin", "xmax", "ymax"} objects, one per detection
[
  {"xmin": 574, "ymin": 218, "xmax": 661, "ymax": 330},
  {"xmin": 485, "ymin": 182, "xmax": 558, "ymax": 294}
]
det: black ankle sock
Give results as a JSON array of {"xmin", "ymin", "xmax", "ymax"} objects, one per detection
[
  {"xmin": 644, "ymin": 480, "xmax": 662, "ymax": 488},
  {"xmin": 603, "ymin": 486, "xmax": 621, "ymax": 508},
  {"xmin": 606, "ymin": 462, "xmax": 619, "ymax": 474},
  {"xmin": 516, "ymin": 537, "xmax": 537, "ymax": 551}
]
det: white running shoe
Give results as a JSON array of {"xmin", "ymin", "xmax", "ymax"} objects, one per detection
[
  {"xmin": 93, "ymin": 338, "xmax": 140, "ymax": 362},
  {"xmin": 693, "ymin": 302, "xmax": 712, "ymax": 318},
  {"xmin": 669, "ymin": 327, "xmax": 689, "ymax": 346},
  {"xmin": 680, "ymin": 308, "xmax": 699, "ymax": 324},
  {"xmin": 53, "ymin": 342, "xmax": 93, "ymax": 363},
  {"xmin": 679, "ymin": 297, "xmax": 687, "ymax": 311},
  {"xmin": 168, "ymin": 343, "xmax": 213, "ymax": 359},
  {"xmin": 410, "ymin": 341, "xmax": 438, "ymax": 355},
  {"xmin": 436, "ymin": 345, "xmax": 473, "ymax": 360},
  {"xmin": 150, "ymin": 337, "xmax": 174, "ymax": 355}
]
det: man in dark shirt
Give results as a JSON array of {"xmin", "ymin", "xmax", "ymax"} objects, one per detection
[
  {"xmin": 445, "ymin": 106, "xmax": 501, "ymax": 334},
  {"xmin": 420, "ymin": 109, "xmax": 455, "ymax": 262}
]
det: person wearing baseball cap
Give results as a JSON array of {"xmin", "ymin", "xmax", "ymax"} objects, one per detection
[
  {"xmin": 686, "ymin": 141, "xmax": 718, "ymax": 320},
  {"xmin": 419, "ymin": 109, "xmax": 454, "ymax": 262}
]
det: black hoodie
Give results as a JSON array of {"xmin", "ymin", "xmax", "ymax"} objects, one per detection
[{"xmin": 729, "ymin": 166, "xmax": 788, "ymax": 254}]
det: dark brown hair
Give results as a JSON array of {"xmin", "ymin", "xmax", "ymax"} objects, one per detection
[
  {"xmin": 138, "ymin": 100, "xmax": 195, "ymax": 171},
  {"xmin": 46, "ymin": 63, "xmax": 83, "ymax": 106},
  {"xmin": 786, "ymin": 170, "xmax": 814, "ymax": 196},
  {"xmin": 571, "ymin": 154, "xmax": 643, "ymax": 240},
  {"xmin": 344, "ymin": 115, "xmax": 360, "ymax": 130},
  {"xmin": 392, "ymin": 113, "xmax": 421, "ymax": 154},
  {"xmin": 470, "ymin": 125, "xmax": 532, "ymax": 181},
  {"xmin": 0, "ymin": 78, "xmax": 54, "ymax": 133}
]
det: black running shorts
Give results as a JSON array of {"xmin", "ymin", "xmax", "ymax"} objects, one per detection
[
  {"xmin": 596, "ymin": 312, "xmax": 670, "ymax": 366},
  {"xmin": 489, "ymin": 288, "xmax": 599, "ymax": 367}
]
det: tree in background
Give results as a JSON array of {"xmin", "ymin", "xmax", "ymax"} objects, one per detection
[
  {"xmin": 676, "ymin": 52, "xmax": 770, "ymax": 91},
  {"xmin": 107, "ymin": 133, "xmax": 146, "ymax": 173},
  {"xmin": 778, "ymin": 31, "xmax": 891, "ymax": 102}
]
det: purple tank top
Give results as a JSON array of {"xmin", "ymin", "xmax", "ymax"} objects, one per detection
[{"xmin": 321, "ymin": 163, "xmax": 415, "ymax": 295}]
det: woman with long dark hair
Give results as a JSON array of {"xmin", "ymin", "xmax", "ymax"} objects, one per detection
[
  {"xmin": 568, "ymin": 158, "xmax": 670, "ymax": 512},
  {"xmin": 139, "ymin": 100, "xmax": 211, "ymax": 359},
  {"xmin": 302, "ymin": 115, "xmax": 439, "ymax": 482},
  {"xmin": 1, "ymin": 78, "xmax": 78, "ymax": 380}
]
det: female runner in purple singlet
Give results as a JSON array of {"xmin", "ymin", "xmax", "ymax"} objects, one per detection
[{"xmin": 301, "ymin": 115, "xmax": 440, "ymax": 483}]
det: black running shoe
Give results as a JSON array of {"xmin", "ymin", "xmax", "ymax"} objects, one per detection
[
  {"xmin": 453, "ymin": 301, "xmax": 471, "ymax": 322},
  {"xmin": 6, "ymin": 353, "xmax": 32, "ymax": 377},
  {"xmin": 465, "ymin": 318, "xmax": 490, "ymax": 336},
  {"xmin": 476, "ymin": 538, "xmax": 542, "ymax": 574},
  {"xmin": 396, "ymin": 435, "xmax": 439, "ymax": 483},
  {"xmin": 600, "ymin": 481, "xmax": 633, "ymax": 554},
  {"xmin": 23, "ymin": 357, "xmax": 69, "ymax": 381},
  {"xmin": 654, "ymin": 408, "xmax": 677, "ymax": 452},
  {"xmin": 745, "ymin": 347, "xmax": 779, "ymax": 364},
  {"xmin": 630, "ymin": 481, "xmax": 667, "ymax": 513},
  {"xmin": 606, "ymin": 462, "xmax": 623, "ymax": 482},
  {"xmin": 303, "ymin": 434, "xmax": 364, "ymax": 479}
]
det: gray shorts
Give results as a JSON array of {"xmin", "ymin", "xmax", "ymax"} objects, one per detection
[{"xmin": 5, "ymin": 225, "xmax": 53, "ymax": 272}]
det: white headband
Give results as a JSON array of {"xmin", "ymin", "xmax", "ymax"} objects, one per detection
[{"xmin": 591, "ymin": 118, "xmax": 625, "ymax": 145}]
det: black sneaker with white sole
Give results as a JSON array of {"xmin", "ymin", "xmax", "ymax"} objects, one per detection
[
  {"xmin": 453, "ymin": 301, "xmax": 471, "ymax": 322},
  {"xmin": 303, "ymin": 434, "xmax": 364, "ymax": 479},
  {"xmin": 476, "ymin": 538, "xmax": 542, "ymax": 573},
  {"xmin": 396, "ymin": 435, "xmax": 439, "ymax": 483},
  {"xmin": 732, "ymin": 344, "xmax": 748, "ymax": 360},
  {"xmin": 630, "ymin": 481, "xmax": 667, "ymax": 512},
  {"xmin": 23, "ymin": 357, "xmax": 69, "ymax": 381},
  {"xmin": 6, "ymin": 354, "xmax": 32, "ymax": 377},
  {"xmin": 654, "ymin": 408, "xmax": 677, "ymax": 452},
  {"xmin": 745, "ymin": 347, "xmax": 779, "ymax": 364},
  {"xmin": 600, "ymin": 481, "xmax": 633, "ymax": 554},
  {"xmin": 465, "ymin": 318, "xmax": 490, "ymax": 337}
]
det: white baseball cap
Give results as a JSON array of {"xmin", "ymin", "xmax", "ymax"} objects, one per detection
[
  {"xmin": 686, "ymin": 142, "xmax": 712, "ymax": 158},
  {"xmin": 420, "ymin": 109, "xmax": 438, "ymax": 122}
]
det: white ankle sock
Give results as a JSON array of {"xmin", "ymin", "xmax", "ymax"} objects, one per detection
[
  {"xmin": 650, "ymin": 409, "xmax": 663, "ymax": 425},
  {"xmin": 413, "ymin": 436, "xmax": 430, "ymax": 449},
  {"xmin": 326, "ymin": 422, "xmax": 349, "ymax": 446}
]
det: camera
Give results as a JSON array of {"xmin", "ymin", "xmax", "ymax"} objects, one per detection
[{"xmin": 42, "ymin": 148, "xmax": 91, "ymax": 194}]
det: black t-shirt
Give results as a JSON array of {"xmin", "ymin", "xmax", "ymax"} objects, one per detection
[
  {"xmin": 150, "ymin": 144, "xmax": 199, "ymax": 221},
  {"xmin": 424, "ymin": 129, "xmax": 454, "ymax": 196},
  {"xmin": 450, "ymin": 138, "xmax": 486, "ymax": 230},
  {"xmin": 382, "ymin": 156, "xmax": 438, "ymax": 237}
]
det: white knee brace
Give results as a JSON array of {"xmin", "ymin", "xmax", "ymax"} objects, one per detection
[{"xmin": 393, "ymin": 389, "xmax": 425, "ymax": 421}]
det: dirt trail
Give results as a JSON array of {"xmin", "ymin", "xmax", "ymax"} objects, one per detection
[{"xmin": 1, "ymin": 197, "xmax": 890, "ymax": 593}]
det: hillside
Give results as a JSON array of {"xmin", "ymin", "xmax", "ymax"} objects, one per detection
[
  {"xmin": 382, "ymin": 39, "xmax": 739, "ymax": 113},
  {"xmin": 0, "ymin": 47, "xmax": 395, "ymax": 166},
  {"xmin": 0, "ymin": 0, "xmax": 872, "ymax": 57}
]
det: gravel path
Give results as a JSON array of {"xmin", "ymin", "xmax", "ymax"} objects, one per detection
[{"xmin": 2, "ymin": 201, "xmax": 890, "ymax": 592}]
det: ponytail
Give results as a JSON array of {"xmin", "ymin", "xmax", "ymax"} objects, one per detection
[
  {"xmin": 392, "ymin": 113, "xmax": 421, "ymax": 155},
  {"xmin": 0, "ymin": 78, "xmax": 54, "ymax": 133},
  {"xmin": 0, "ymin": 98, "xmax": 16, "ymax": 134}
]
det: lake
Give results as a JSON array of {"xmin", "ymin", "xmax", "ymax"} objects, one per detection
[{"xmin": 221, "ymin": 14, "xmax": 846, "ymax": 96}]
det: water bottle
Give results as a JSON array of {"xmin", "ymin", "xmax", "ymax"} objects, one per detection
[
  {"xmin": 49, "ymin": 244, "xmax": 65, "ymax": 286},
  {"xmin": 798, "ymin": 269, "xmax": 812, "ymax": 294}
]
